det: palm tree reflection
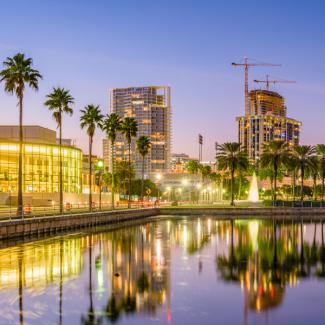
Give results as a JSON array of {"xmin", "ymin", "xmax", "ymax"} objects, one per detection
[
  {"xmin": 18, "ymin": 246, "xmax": 23, "ymax": 325},
  {"xmin": 81, "ymin": 235, "xmax": 101, "ymax": 325}
]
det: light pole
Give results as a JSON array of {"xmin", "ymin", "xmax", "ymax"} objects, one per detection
[
  {"xmin": 166, "ymin": 187, "xmax": 171, "ymax": 202},
  {"xmin": 182, "ymin": 178, "xmax": 189, "ymax": 202},
  {"xmin": 156, "ymin": 173, "xmax": 162, "ymax": 200}
]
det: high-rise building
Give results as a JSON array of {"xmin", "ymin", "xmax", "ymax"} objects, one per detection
[
  {"xmin": 109, "ymin": 86, "xmax": 171, "ymax": 178},
  {"xmin": 237, "ymin": 89, "xmax": 301, "ymax": 162},
  {"xmin": 170, "ymin": 153, "xmax": 198, "ymax": 174},
  {"xmin": 102, "ymin": 138, "xmax": 109, "ymax": 168}
]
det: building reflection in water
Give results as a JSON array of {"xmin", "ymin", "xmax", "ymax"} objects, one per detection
[{"xmin": 0, "ymin": 218, "xmax": 325, "ymax": 324}]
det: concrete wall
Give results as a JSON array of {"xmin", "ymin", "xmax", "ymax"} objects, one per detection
[
  {"xmin": 3, "ymin": 206, "xmax": 325, "ymax": 240},
  {"xmin": 0, "ymin": 208, "xmax": 159, "ymax": 240},
  {"xmin": 160, "ymin": 207, "xmax": 325, "ymax": 218},
  {"xmin": 0, "ymin": 192, "xmax": 115, "ymax": 206}
]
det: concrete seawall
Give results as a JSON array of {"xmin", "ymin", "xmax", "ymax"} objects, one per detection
[
  {"xmin": 2, "ymin": 207, "xmax": 325, "ymax": 240},
  {"xmin": 0, "ymin": 208, "xmax": 160, "ymax": 240},
  {"xmin": 159, "ymin": 207, "xmax": 325, "ymax": 218}
]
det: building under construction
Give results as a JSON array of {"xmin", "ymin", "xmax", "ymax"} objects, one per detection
[
  {"xmin": 237, "ymin": 89, "xmax": 301, "ymax": 162},
  {"xmin": 108, "ymin": 86, "xmax": 171, "ymax": 178}
]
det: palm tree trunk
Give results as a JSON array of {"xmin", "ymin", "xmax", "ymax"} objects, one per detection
[
  {"xmin": 301, "ymin": 167, "xmax": 304, "ymax": 202},
  {"xmin": 17, "ymin": 94, "xmax": 24, "ymax": 218},
  {"xmin": 141, "ymin": 155, "xmax": 144, "ymax": 204},
  {"xmin": 230, "ymin": 168, "xmax": 235, "ymax": 206},
  {"xmin": 111, "ymin": 141, "xmax": 115, "ymax": 209},
  {"xmin": 292, "ymin": 172, "xmax": 296, "ymax": 201},
  {"xmin": 59, "ymin": 110, "xmax": 63, "ymax": 214},
  {"xmin": 89, "ymin": 136, "xmax": 93, "ymax": 211},
  {"xmin": 128, "ymin": 142, "xmax": 131, "ymax": 208},
  {"xmin": 313, "ymin": 175, "xmax": 317, "ymax": 201},
  {"xmin": 322, "ymin": 174, "xmax": 325, "ymax": 202},
  {"xmin": 274, "ymin": 163, "xmax": 278, "ymax": 203}
]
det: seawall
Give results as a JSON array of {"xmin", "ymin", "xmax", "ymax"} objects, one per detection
[{"xmin": 2, "ymin": 207, "xmax": 325, "ymax": 240}]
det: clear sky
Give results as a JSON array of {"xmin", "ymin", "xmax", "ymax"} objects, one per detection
[{"xmin": 0, "ymin": 0, "xmax": 324, "ymax": 160}]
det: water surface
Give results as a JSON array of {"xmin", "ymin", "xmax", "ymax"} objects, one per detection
[{"xmin": 0, "ymin": 216, "xmax": 325, "ymax": 325}]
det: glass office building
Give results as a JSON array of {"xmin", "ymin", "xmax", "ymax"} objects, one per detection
[
  {"xmin": 109, "ymin": 86, "xmax": 171, "ymax": 178},
  {"xmin": 0, "ymin": 140, "xmax": 82, "ymax": 194},
  {"xmin": 0, "ymin": 126, "xmax": 82, "ymax": 194}
]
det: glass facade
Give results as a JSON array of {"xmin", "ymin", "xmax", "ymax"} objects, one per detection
[
  {"xmin": 110, "ymin": 86, "xmax": 171, "ymax": 178},
  {"xmin": 237, "ymin": 89, "xmax": 301, "ymax": 162},
  {"xmin": 0, "ymin": 141, "xmax": 82, "ymax": 193}
]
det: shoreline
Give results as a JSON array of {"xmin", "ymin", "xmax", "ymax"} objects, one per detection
[{"xmin": 2, "ymin": 206, "xmax": 325, "ymax": 240}]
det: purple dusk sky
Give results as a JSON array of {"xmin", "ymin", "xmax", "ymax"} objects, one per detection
[{"xmin": 0, "ymin": 0, "xmax": 324, "ymax": 160}]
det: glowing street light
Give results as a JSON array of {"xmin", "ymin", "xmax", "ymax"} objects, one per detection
[{"xmin": 182, "ymin": 179, "xmax": 189, "ymax": 186}]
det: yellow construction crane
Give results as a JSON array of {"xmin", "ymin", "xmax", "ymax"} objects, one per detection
[
  {"xmin": 254, "ymin": 74, "xmax": 296, "ymax": 90},
  {"xmin": 231, "ymin": 58, "xmax": 281, "ymax": 116}
]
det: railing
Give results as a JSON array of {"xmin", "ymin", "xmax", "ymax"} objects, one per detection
[
  {"xmin": 0, "ymin": 201, "xmax": 159, "ymax": 221},
  {"xmin": 265, "ymin": 200, "xmax": 325, "ymax": 208}
]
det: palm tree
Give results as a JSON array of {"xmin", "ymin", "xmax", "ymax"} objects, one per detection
[
  {"xmin": 216, "ymin": 142, "xmax": 249, "ymax": 206},
  {"xmin": 44, "ymin": 87, "xmax": 74, "ymax": 214},
  {"xmin": 316, "ymin": 144, "xmax": 325, "ymax": 202},
  {"xmin": 286, "ymin": 155, "xmax": 299, "ymax": 201},
  {"xmin": 115, "ymin": 160, "xmax": 135, "ymax": 195},
  {"xmin": 309, "ymin": 156, "xmax": 319, "ymax": 201},
  {"xmin": 120, "ymin": 117, "xmax": 138, "ymax": 208},
  {"xmin": 101, "ymin": 113, "xmax": 122, "ymax": 209},
  {"xmin": 186, "ymin": 160, "xmax": 200, "ymax": 174},
  {"xmin": 136, "ymin": 136, "xmax": 151, "ymax": 203},
  {"xmin": 0, "ymin": 53, "xmax": 42, "ymax": 217},
  {"xmin": 260, "ymin": 141, "xmax": 290, "ymax": 202},
  {"xmin": 80, "ymin": 105, "xmax": 103, "ymax": 211},
  {"xmin": 292, "ymin": 145, "xmax": 316, "ymax": 201}
]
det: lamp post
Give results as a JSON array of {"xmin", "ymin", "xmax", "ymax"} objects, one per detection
[
  {"xmin": 182, "ymin": 179, "xmax": 189, "ymax": 202},
  {"xmin": 95, "ymin": 159, "xmax": 104, "ymax": 210},
  {"xmin": 166, "ymin": 187, "xmax": 171, "ymax": 202},
  {"xmin": 156, "ymin": 173, "xmax": 162, "ymax": 200}
]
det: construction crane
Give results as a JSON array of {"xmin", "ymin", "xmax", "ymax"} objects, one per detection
[
  {"xmin": 254, "ymin": 74, "xmax": 296, "ymax": 90},
  {"xmin": 231, "ymin": 58, "xmax": 281, "ymax": 116}
]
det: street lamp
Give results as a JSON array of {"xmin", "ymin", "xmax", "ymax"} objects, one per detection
[
  {"xmin": 166, "ymin": 186, "xmax": 171, "ymax": 202},
  {"xmin": 156, "ymin": 173, "xmax": 162, "ymax": 199}
]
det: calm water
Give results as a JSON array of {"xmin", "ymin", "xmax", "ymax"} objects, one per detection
[{"xmin": 1, "ymin": 216, "xmax": 325, "ymax": 325}]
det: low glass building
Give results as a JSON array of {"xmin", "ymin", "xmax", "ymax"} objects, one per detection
[
  {"xmin": 0, "ymin": 141, "xmax": 82, "ymax": 194},
  {"xmin": 0, "ymin": 125, "xmax": 83, "ymax": 194}
]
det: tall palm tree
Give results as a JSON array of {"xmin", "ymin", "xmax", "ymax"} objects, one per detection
[
  {"xmin": 136, "ymin": 136, "xmax": 151, "ymax": 203},
  {"xmin": 44, "ymin": 87, "xmax": 74, "ymax": 214},
  {"xmin": 286, "ymin": 155, "xmax": 299, "ymax": 201},
  {"xmin": 292, "ymin": 145, "xmax": 316, "ymax": 201},
  {"xmin": 120, "ymin": 117, "xmax": 138, "ymax": 208},
  {"xmin": 186, "ymin": 160, "xmax": 200, "ymax": 174},
  {"xmin": 309, "ymin": 156, "xmax": 319, "ymax": 201},
  {"xmin": 0, "ymin": 53, "xmax": 42, "ymax": 217},
  {"xmin": 101, "ymin": 113, "xmax": 122, "ymax": 209},
  {"xmin": 316, "ymin": 144, "xmax": 325, "ymax": 202},
  {"xmin": 80, "ymin": 105, "xmax": 103, "ymax": 211},
  {"xmin": 216, "ymin": 142, "xmax": 249, "ymax": 206},
  {"xmin": 260, "ymin": 141, "xmax": 290, "ymax": 202},
  {"xmin": 115, "ymin": 160, "xmax": 135, "ymax": 196}
]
